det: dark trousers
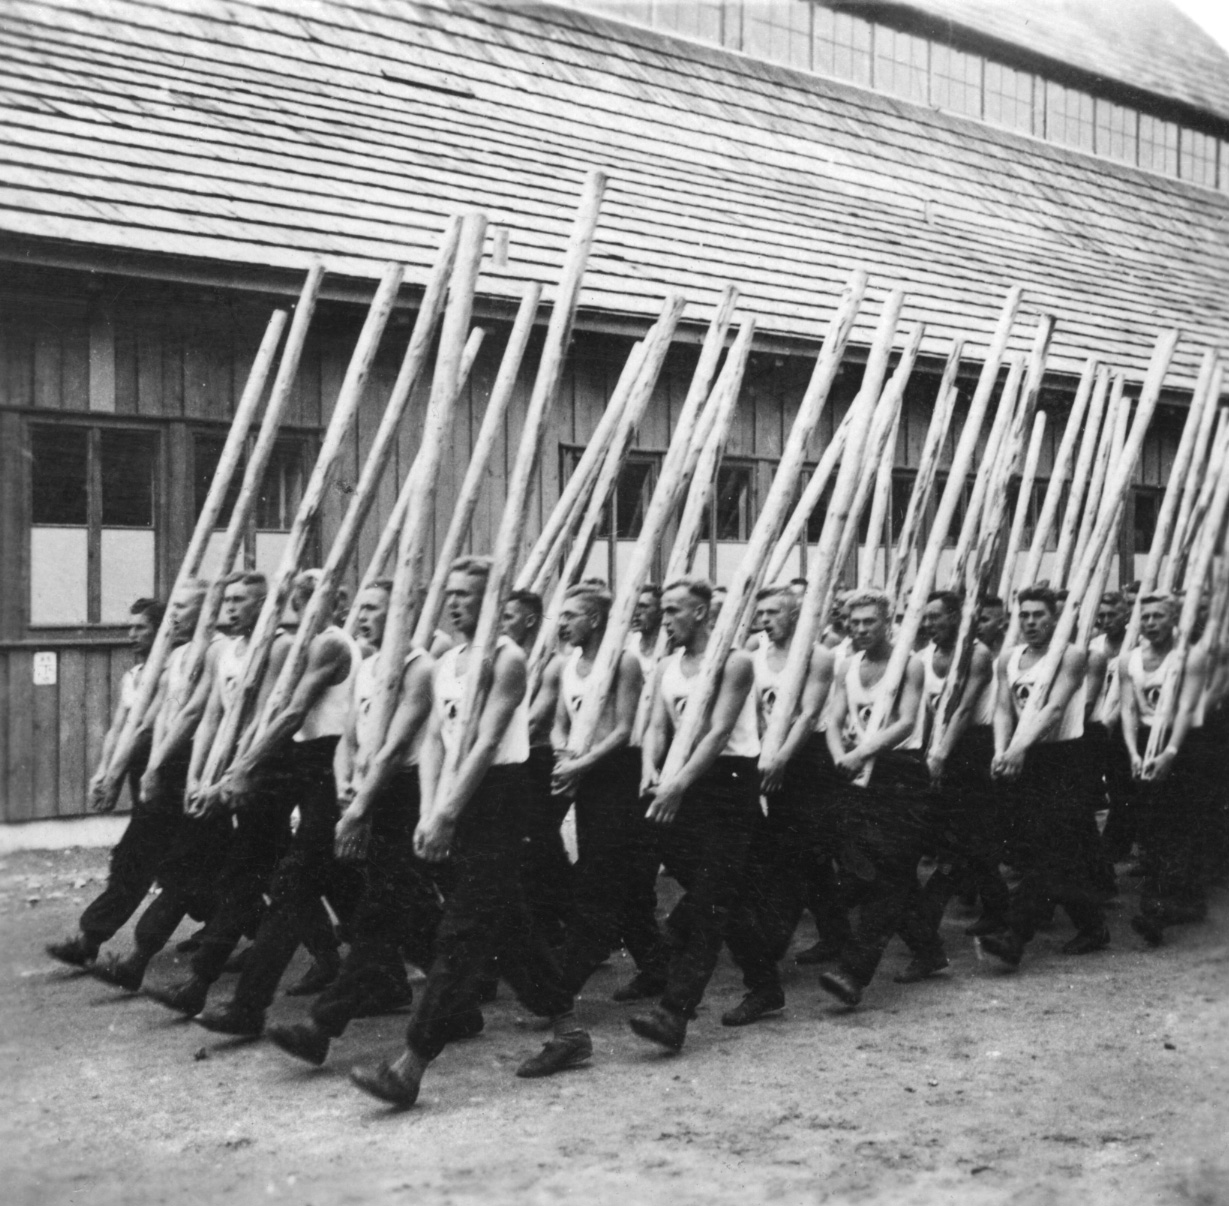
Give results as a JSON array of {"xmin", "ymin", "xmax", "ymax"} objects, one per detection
[
  {"xmin": 1135, "ymin": 725, "xmax": 1209, "ymax": 926},
  {"xmin": 189, "ymin": 743, "xmax": 298, "ymax": 984},
  {"xmin": 79, "ymin": 736, "xmax": 165, "ymax": 945},
  {"xmin": 405, "ymin": 765, "xmax": 573, "ymax": 1062},
  {"xmin": 725, "ymin": 734, "xmax": 827, "ymax": 995},
  {"xmin": 831, "ymin": 751, "xmax": 932, "ymax": 986},
  {"xmin": 653, "ymin": 756, "xmax": 761, "ymax": 1018},
  {"xmin": 520, "ymin": 744, "xmax": 575, "ymax": 948},
  {"xmin": 560, "ymin": 748, "xmax": 666, "ymax": 995},
  {"xmin": 998, "ymin": 738, "xmax": 1106, "ymax": 941},
  {"xmin": 224, "ymin": 738, "xmax": 362, "ymax": 1006},
  {"xmin": 1088, "ymin": 720, "xmax": 1137, "ymax": 861},
  {"xmin": 313, "ymin": 769, "xmax": 445, "ymax": 1037}
]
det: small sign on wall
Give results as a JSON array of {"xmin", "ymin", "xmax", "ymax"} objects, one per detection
[{"xmin": 33, "ymin": 651, "xmax": 57, "ymax": 686}]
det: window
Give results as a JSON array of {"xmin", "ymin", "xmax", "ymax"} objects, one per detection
[
  {"xmin": 193, "ymin": 433, "xmax": 310, "ymax": 578},
  {"xmin": 1139, "ymin": 114, "xmax": 1179, "ymax": 175},
  {"xmin": 933, "ymin": 472, "xmax": 975, "ymax": 547},
  {"xmin": 1221, "ymin": 140, "xmax": 1229, "ymax": 193},
  {"xmin": 653, "ymin": 0, "xmax": 722, "ymax": 43},
  {"xmin": 1046, "ymin": 82, "xmax": 1095, "ymax": 151},
  {"xmin": 930, "ymin": 45, "xmax": 982, "ymax": 118},
  {"xmin": 873, "ymin": 25, "xmax": 928, "ymax": 104},
  {"xmin": 889, "ymin": 469, "xmax": 916, "ymax": 548},
  {"xmin": 983, "ymin": 61, "xmax": 1035, "ymax": 135},
  {"xmin": 742, "ymin": 0, "xmax": 812, "ymax": 70},
  {"xmin": 1180, "ymin": 129, "xmax": 1218, "ymax": 187},
  {"xmin": 812, "ymin": 9, "xmax": 872, "ymax": 87},
  {"xmin": 1133, "ymin": 487, "xmax": 1163, "ymax": 555},
  {"xmin": 30, "ymin": 424, "xmax": 158, "ymax": 626},
  {"xmin": 1095, "ymin": 99, "xmax": 1138, "ymax": 164},
  {"xmin": 559, "ymin": 446, "xmax": 657, "ymax": 542},
  {"xmin": 702, "ymin": 462, "xmax": 754, "ymax": 541}
]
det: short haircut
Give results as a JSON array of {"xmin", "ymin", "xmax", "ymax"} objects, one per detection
[
  {"xmin": 130, "ymin": 597, "xmax": 165, "ymax": 625},
  {"xmin": 565, "ymin": 583, "xmax": 612, "ymax": 623},
  {"xmin": 978, "ymin": 594, "xmax": 1004, "ymax": 610},
  {"xmin": 365, "ymin": 577, "xmax": 394, "ymax": 595},
  {"xmin": 506, "ymin": 588, "xmax": 543, "ymax": 621},
  {"xmin": 1017, "ymin": 585, "xmax": 1058, "ymax": 616},
  {"xmin": 450, "ymin": 555, "xmax": 493, "ymax": 581},
  {"xmin": 1125, "ymin": 580, "xmax": 1142, "ymax": 592},
  {"xmin": 1100, "ymin": 591, "xmax": 1124, "ymax": 608},
  {"xmin": 927, "ymin": 590, "xmax": 961, "ymax": 614},
  {"xmin": 790, "ymin": 578, "xmax": 808, "ymax": 589},
  {"xmin": 1140, "ymin": 592, "xmax": 1176, "ymax": 614},
  {"xmin": 664, "ymin": 576, "xmax": 713, "ymax": 606},
  {"xmin": 222, "ymin": 570, "xmax": 267, "ymax": 593},
  {"xmin": 580, "ymin": 576, "xmax": 608, "ymax": 589},
  {"xmin": 755, "ymin": 585, "xmax": 782, "ymax": 602},
  {"xmin": 176, "ymin": 577, "xmax": 209, "ymax": 597},
  {"xmin": 845, "ymin": 588, "xmax": 891, "ymax": 619},
  {"xmin": 638, "ymin": 583, "xmax": 662, "ymax": 601},
  {"xmin": 292, "ymin": 568, "xmax": 322, "ymax": 603}
]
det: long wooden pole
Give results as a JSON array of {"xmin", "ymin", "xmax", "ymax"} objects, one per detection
[
  {"xmin": 437, "ymin": 171, "xmax": 607, "ymax": 798},
  {"xmin": 1170, "ymin": 411, "xmax": 1229, "ymax": 591},
  {"xmin": 413, "ymin": 286, "xmax": 541, "ymax": 646},
  {"xmin": 859, "ymin": 396, "xmax": 904, "ymax": 589},
  {"xmin": 998, "ymin": 410, "xmax": 1047, "ymax": 601},
  {"xmin": 1052, "ymin": 364, "xmax": 1111, "ymax": 586},
  {"xmin": 1012, "ymin": 329, "xmax": 1179, "ymax": 738},
  {"xmin": 197, "ymin": 263, "xmax": 405, "ymax": 796},
  {"xmin": 349, "ymin": 325, "xmax": 484, "ymax": 614},
  {"xmin": 93, "ymin": 303, "xmax": 294, "ymax": 809},
  {"xmin": 884, "ymin": 339, "xmax": 964, "ymax": 608},
  {"xmin": 1071, "ymin": 372, "xmax": 1125, "ymax": 580}
]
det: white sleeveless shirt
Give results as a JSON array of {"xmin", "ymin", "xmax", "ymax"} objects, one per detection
[
  {"xmin": 295, "ymin": 627, "xmax": 361, "ymax": 742},
  {"xmin": 624, "ymin": 631, "xmax": 656, "ymax": 745},
  {"xmin": 435, "ymin": 636, "xmax": 529, "ymax": 766},
  {"xmin": 1126, "ymin": 644, "xmax": 1170, "ymax": 726},
  {"xmin": 841, "ymin": 650, "xmax": 914, "ymax": 753},
  {"xmin": 1005, "ymin": 645, "xmax": 1085, "ymax": 742},
  {"xmin": 559, "ymin": 645, "xmax": 628, "ymax": 753},
  {"xmin": 216, "ymin": 635, "xmax": 249, "ymax": 710},
  {"xmin": 354, "ymin": 647, "xmax": 427, "ymax": 767},
  {"xmin": 659, "ymin": 648, "xmax": 759, "ymax": 759},
  {"xmin": 751, "ymin": 640, "xmax": 787, "ymax": 736},
  {"xmin": 121, "ymin": 662, "xmax": 145, "ymax": 713},
  {"xmin": 1090, "ymin": 633, "xmax": 1123, "ymax": 725}
]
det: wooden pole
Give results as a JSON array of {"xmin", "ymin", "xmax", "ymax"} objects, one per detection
[
  {"xmin": 998, "ymin": 410, "xmax": 1047, "ymax": 601},
  {"xmin": 859, "ymin": 396, "xmax": 904, "ymax": 589},
  {"xmin": 884, "ymin": 339, "xmax": 964, "ymax": 609},
  {"xmin": 1071, "ymin": 372, "xmax": 1126, "ymax": 580},
  {"xmin": 1052, "ymin": 365, "xmax": 1111, "ymax": 586},
  {"xmin": 437, "ymin": 170, "xmax": 607, "ymax": 799},
  {"xmin": 1170, "ymin": 410, "xmax": 1229, "ymax": 591},
  {"xmin": 567, "ymin": 318, "xmax": 759, "ymax": 759},
  {"xmin": 528, "ymin": 294, "xmax": 687, "ymax": 694},
  {"xmin": 413, "ymin": 285, "xmax": 542, "ymax": 646},
  {"xmin": 350, "ymin": 324, "xmax": 484, "ymax": 613},
  {"xmin": 93, "ymin": 303, "xmax": 293, "ymax": 807},
  {"xmin": 198, "ymin": 262, "xmax": 406, "ymax": 794},
  {"xmin": 1012, "ymin": 329, "xmax": 1179, "ymax": 738}
]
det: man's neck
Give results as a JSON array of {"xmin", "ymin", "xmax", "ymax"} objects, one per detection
[
  {"xmin": 864, "ymin": 638, "xmax": 891, "ymax": 663},
  {"xmin": 1147, "ymin": 634, "xmax": 1174, "ymax": 658},
  {"xmin": 639, "ymin": 625, "xmax": 659, "ymax": 650},
  {"xmin": 683, "ymin": 630, "xmax": 710, "ymax": 659},
  {"xmin": 581, "ymin": 629, "xmax": 604, "ymax": 661}
]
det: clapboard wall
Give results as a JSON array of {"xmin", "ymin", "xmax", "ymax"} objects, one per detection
[{"xmin": 0, "ymin": 264, "xmax": 1187, "ymax": 822}]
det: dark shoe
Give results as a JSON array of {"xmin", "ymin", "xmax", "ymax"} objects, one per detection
[
  {"xmin": 964, "ymin": 915, "xmax": 1003, "ymax": 937},
  {"xmin": 794, "ymin": 940, "xmax": 842, "ymax": 966},
  {"xmin": 196, "ymin": 1001, "xmax": 264, "ymax": 1037},
  {"xmin": 268, "ymin": 1021, "xmax": 331, "ymax": 1067},
  {"xmin": 978, "ymin": 931, "xmax": 1024, "ymax": 968},
  {"xmin": 349, "ymin": 1060, "xmax": 420, "ymax": 1109},
  {"xmin": 515, "ymin": 1029, "xmax": 593, "ymax": 1078},
  {"xmin": 611, "ymin": 973, "xmax": 667, "ymax": 1002},
  {"xmin": 46, "ymin": 935, "xmax": 98, "ymax": 968},
  {"xmin": 721, "ymin": 989, "xmax": 786, "ymax": 1027},
  {"xmin": 89, "ymin": 954, "xmax": 146, "ymax": 993},
  {"xmin": 1130, "ymin": 914, "xmax": 1165, "ymax": 947},
  {"xmin": 894, "ymin": 954, "xmax": 950, "ymax": 984},
  {"xmin": 351, "ymin": 980, "xmax": 414, "ymax": 1018},
  {"xmin": 284, "ymin": 954, "xmax": 340, "ymax": 997},
  {"xmin": 818, "ymin": 969, "xmax": 863, "ymax": 1007},
  {"xmin": 222, "ymin": 947, "xmax": 250, "ymax": 975},
  {"xmin": 628, "ymin": 1004, "xmax": 687, "ymax": 1051},
  {"xmin": 1062, "ymin": 924, "xmax": 1110, "ymax": 956},
  {"xmin": 176, "ymin": 927, "xmax": 206, "ymax": 954},
  {"xmin": 440, "ymin": 1008, "xmax": 485, "ymax": 1042},
  {"xmin": 146, "ymin": 975, "xmax": 210, "ymax": 1017}
]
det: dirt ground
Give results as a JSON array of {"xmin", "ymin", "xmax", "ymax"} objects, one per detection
[{"xmin": 1, "ymin": 847, "xmax": 1226, "ymax": 1206}]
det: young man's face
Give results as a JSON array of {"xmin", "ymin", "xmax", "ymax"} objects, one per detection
[
  {"xmin": 848, "ymin": 604, "xmax": 888, "ymax": 652},
  {"xmin": 662, "ymin": 587, "xmax": 707, "ymax": 647},
  {"xmin": 129, "ymin": 610, "xmax": 158, "ymax": 657},
  {"xmin": 221, "ymin": 582, "xmax": 264, "ymax": 636},
  {"xmin": 976, "ymin": 604, "xmax": 1006, "ymax": 645},
  {"xmin": 761, "ymin": 596, "xmax": 796, "ymax": 646},
  {"xmin": 446, "ymin": 572, "xmax": 485, "ymax": 637},
  {"xmin": 922, "ymin": 601, "xmax": 958, "ymax": 648},
  {"xmin": 558, "ymin": 598, "xmax": 598, "ymax": 648},
  {"xmin": 498, "ymin": 599, "xmax": 536, "ymax": 647},
  {"xmin": 1018, "ymin": 599, "xmax": 1055, "ymax": 648},
  {"xmin": 168, "ymin": 587, "xmax": 204, "ymax": 642},
  {"xmin": 1140, "ymin": 601, "xmax": 1173, "ymax": 647},
  {"xmin": 355, "ymin": 587, "xmax": 391, "ymax": 647},
  {"xmin": 1096, "ymin": 599, "xmax": 1127, "ymax": 639},
  {"xmin": 632, "ymin": 591, "xmax": 661, "ymax": 634}
]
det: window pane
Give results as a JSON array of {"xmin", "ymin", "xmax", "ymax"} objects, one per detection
[
  {"xmin": 1133, "ymin": 489, "xmax": 1162, "ymax": 554},
  {"xmin": 1046, "ymin": 81, "xmax": 1094, "ymax": 151},
  {"xmin": 100, "ymin": 430, "xmax": 155, "ymax": 526},
  {"xmin": 100, "ymin": 529, "xmax": 156, "ymax": 623},
  {"xmin": 612, "ymin": 458, "xmax": 654, "ymax": 538},
  {"xmin": 256, "ymin": 439, "xmax": 307, "ymax": 530},
  {"xmin": 30, "ymin": 526, "xmax": 88, "ymax": 624},
  {"xmin": 1180, "ymin": 128, "xmax": 1218, "ymax": 187},
  {"xmin": 31, "ymin": 427, "xmax": 88, "ymax": 524},
  {"xmin": 194, "ymin": 434, "xmax": 242, "ymax": 528},
  {"xmin": 1139, "ymin": 114, "xmax": 1179, "ymax": 175},
  {"xmin": 819, "ymin": 10, "xmax": 871, "ymax": 87},
  {"xmin": 711, "ymin": 463, "xmax": 752, "ymax": 540},
  {"xmin": 874, "ymin": 26, "xmax": 928, "ymax": 104},
  {"xmin": 984, "ymin": 61, "xmax": 1034, "ymax": 134},
  {"xmin": 931, "ymin": 44, "xmax": 981, "ymax": 118},
  {"xmin": 1095, "ymin": 99, "xmax": 1137, "ymax": 163},
  {"xmin": 1221, "ymin": 140, "xmax": 1229, "ymax": 193},
  {"xmin": 742, "ymin": 0, "xmax": 811, "ymax": 70},
  {"xmin": 652, "ymin": 0, "xmax": 722, "ymax": 43}
]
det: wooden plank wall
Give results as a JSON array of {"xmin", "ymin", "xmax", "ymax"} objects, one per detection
[{"xmin": 0, "ymin": 267, "xmax": 1194, "ymax": 822}]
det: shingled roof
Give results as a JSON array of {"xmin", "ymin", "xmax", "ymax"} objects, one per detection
[
  {"xmin": 0, "ymin": 0, "xmax": 1226, "ymax": 387},
  {"xmin": 833, "ymin": 0, "xmax": 1229, "ymax": 125}
]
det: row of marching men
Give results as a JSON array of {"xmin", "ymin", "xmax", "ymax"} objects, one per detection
[{"xmin": 46, "ymin": 561, "xmax": 1226, "ymax": 1109}]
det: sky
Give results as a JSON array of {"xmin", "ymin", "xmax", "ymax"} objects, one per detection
[{"xmin": 1169, "ymin": 0, "xmax": 1229, "ymax": 52}]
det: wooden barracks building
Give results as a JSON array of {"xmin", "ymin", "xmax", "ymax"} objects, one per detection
[{"xmin": 1, "ymin": 0, "xmax": 1228, "ymax": 824}]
